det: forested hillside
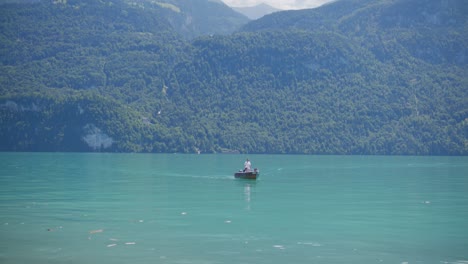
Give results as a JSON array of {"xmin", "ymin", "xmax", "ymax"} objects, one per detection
[{"xmin": 1, "ymin": 0, "xmax": 467, "ymax": 155}]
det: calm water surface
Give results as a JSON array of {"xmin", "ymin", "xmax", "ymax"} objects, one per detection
[{"xmin": 0, "ymin": 153, "xmax": 467, "ymax": 264}]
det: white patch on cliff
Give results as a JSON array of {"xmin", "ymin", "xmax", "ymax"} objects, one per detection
[
  {"xmin": 82, "ymin": 124, "xmax": 113, "ymax": 150},
  {"xmin": 0, "ymin": 100, "xmax": 40, "ymax": 112}
]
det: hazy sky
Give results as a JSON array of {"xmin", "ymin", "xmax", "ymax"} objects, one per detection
[{"xmin": 221, "ymin": 0, "xmax": 335, "ymax": 10}]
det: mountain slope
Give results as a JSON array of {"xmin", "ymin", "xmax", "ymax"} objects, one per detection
[
  {"xmin": 156, "ymin": 0, "xmax": 249, "ymax": 38},
  {"xmin": 241, "ymin": 0, "xmax": 468, "ymax": 65},
  {"xmin": 0, "ymin": 0, "xmax": 466, "ymax": 154},
  {"xmin": 170, "ymin": 29, "xmax": 466, "ymax": 155}
]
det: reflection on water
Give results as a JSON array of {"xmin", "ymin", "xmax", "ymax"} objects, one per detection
[
  {"xmin": 237, "ymin": 179, "xmax": 257, "ymax": 211},
  {"xmin": 244, "ymin": 183, "xmax": 251, "ymax": 210}
]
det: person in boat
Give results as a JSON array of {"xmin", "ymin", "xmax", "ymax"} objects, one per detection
[{"xmin": 243, "ymin": 158, "xmax": 251, "ymax": 172}]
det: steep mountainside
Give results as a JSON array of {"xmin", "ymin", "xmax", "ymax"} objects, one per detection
[
  {"xmin": 156, "ymin": 0, "xmax": 249, "ymax": 38},
  {"xmin": 0, "ymin": 0, "xmax": 466, "ymax": 154},
  {"xmin": 242, "ymin": 0, "xmax": 468, "ymax": 65}
]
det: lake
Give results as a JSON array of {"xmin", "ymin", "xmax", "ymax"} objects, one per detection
[{"xmin": 1, "ymin": 153, "xmax": 467, "ymax": 264}]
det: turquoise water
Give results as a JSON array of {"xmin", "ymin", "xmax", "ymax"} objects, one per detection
[{"xmin": 1, "ymin": 153, "xmax": 467, "ymax": 264}]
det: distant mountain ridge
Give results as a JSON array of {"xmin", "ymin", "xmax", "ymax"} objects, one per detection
[
  {"xmin": 232, "ymin": 3, "xmax": 281, "ymax": 20},
  {"xmin": 0, "ymin": 0, "xmax": 466, "ymax": 155},
  {"xmin": 155, "ymin": 0, "xmax": 249, "ymax": 38}
]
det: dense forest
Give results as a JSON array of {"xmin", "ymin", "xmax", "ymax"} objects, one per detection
[{"xmin": 0, "ymin": 0, "xmax": 467, "ymax": 155}]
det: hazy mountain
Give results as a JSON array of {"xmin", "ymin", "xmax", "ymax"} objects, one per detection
[
  {"xmin": 0, "ymin": 0, "xmax": 466, "ymax": 155},
  {"xmin": 156, "ymin": 0, "xmax": 249, "ymax": 38},
  {"xmin": 232, "ymin": 3, "xmax": 281, "ymax": 20}
]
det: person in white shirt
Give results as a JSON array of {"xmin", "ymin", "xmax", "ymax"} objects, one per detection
[{"xmin": 243, "ymin": 158, "xmax": 251, "ymax": 172}]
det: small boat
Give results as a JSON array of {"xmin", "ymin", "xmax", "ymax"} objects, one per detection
[{"xmin": 234, "ymin": 168, "xmax": 259, "ymax": 180}]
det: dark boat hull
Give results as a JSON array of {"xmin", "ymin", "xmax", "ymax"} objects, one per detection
[{"xmin": 234, "ymin": 171, "xmax": 259, "ymax": 180}]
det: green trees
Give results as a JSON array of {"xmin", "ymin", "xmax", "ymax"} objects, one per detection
[{"xmin": 0, "ymin": 0, "xmax": 466, "ymax": 155}]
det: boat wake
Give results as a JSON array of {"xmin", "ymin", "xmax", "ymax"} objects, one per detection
[{"xmin": 165, "ymin": 173, "xmax": 235, "ymax": 181}]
